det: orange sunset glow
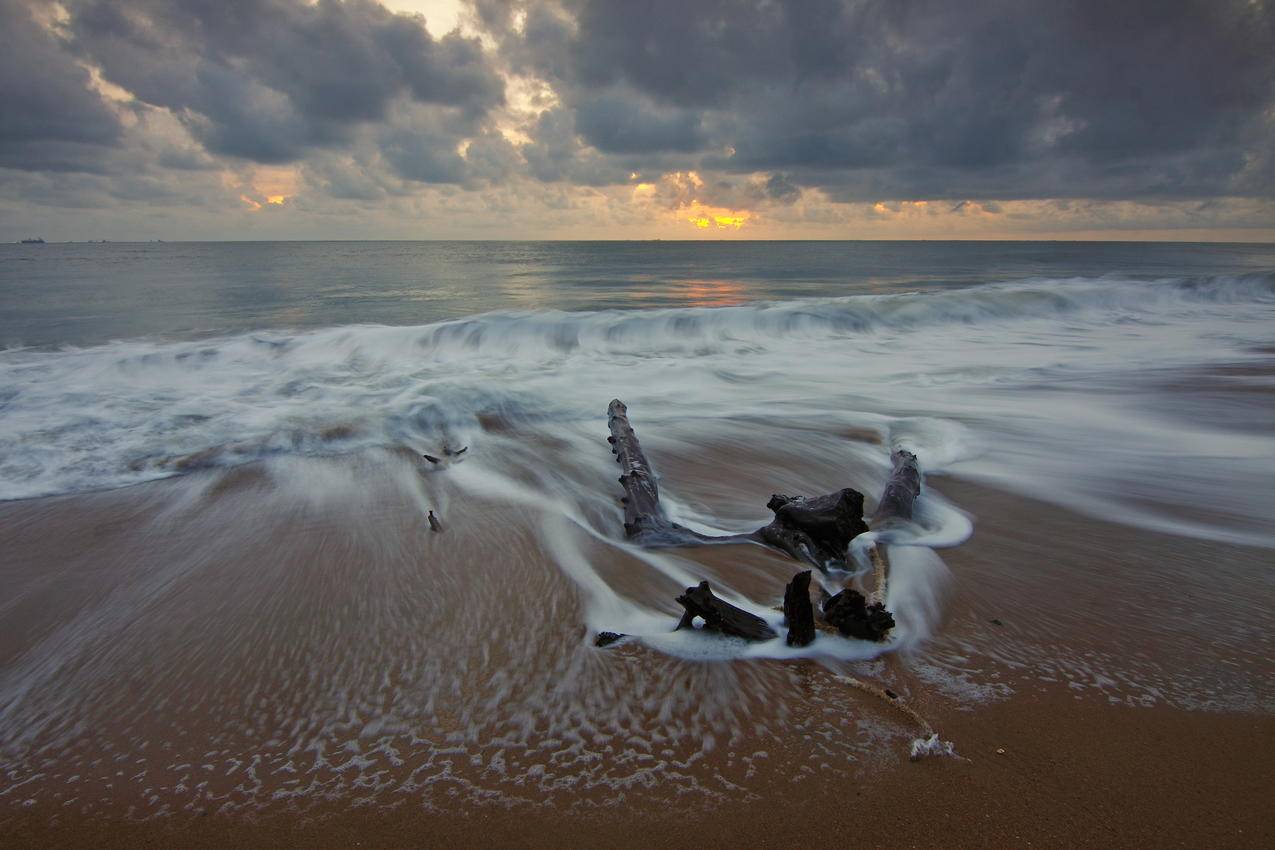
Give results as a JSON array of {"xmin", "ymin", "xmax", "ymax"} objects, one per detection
[{"xmin": 681, "ymin": 201, "xmax": 752, "ymax": 231}]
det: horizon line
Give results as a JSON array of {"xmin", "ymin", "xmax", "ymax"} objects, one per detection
[{"xmin": 8, "ymin": 237, "xmax": 1275, "ymax": 245}]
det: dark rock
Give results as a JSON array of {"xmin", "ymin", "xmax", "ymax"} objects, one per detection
[{"xmin": 595, "ymin": 631, "xmax": 626, "ymax": 648}]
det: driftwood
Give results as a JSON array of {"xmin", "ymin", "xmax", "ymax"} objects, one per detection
[
  {"xmin": 782, "ymin": 571, "xmax": 816, "ymax": 647},
  {"xmin": 865, "ymin": 449, "xmax": 923, "ymax": 606},
  {"xmin": 676, "ymin": 581, "xmax": 777, "ymax": 641},
  {"xmin": 422, "ymin": 445, "xmax": 468, "ymax": 465},
  {"xmin": 607, "ymin": 399, "xmax": 709, "ymax": 546},
  {"xmin": 822, "ymin": 588, "xmax": 895, "ymax": 642},
  {"xmin": 871, "ymin": 449, "xmax": 921, "ymax": 526},
  {"xmin": 757, "ymin": 489, "xmax": 869, "ymax": 567},
  {"xmin": 607, "ymin": 399, "xmax": 867, "ymax": 570},
  {"xmin": 602, "ymin": 400, "xmax": 927, "ymax": 646}
]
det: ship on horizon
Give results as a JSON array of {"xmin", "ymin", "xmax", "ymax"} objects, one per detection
[{"xmin": 19, "ymin": 237, "xmax": 45, "ymax": 244}]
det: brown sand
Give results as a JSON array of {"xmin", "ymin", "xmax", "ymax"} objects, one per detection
[
  {"xmin": 1, "ymin": 463, "xmax": 1272, "ymax": 848},
  {"xmin": 5, "ymin": 690, "xmax": 1271, "ymax": 848}
]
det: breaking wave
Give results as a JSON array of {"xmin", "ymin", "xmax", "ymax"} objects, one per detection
[{"xmin": 1, "ymin": 272, "xmax": 1273, "ymax": 547}]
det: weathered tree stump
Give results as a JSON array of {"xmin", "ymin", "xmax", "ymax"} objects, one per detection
[
  {"xmin": 758, "ymin": 488, "xmax": 869, "ymax": 569},
  {"xmin": 865, "ymin": 448, "xmax": 923, "ymax": 610},
  {"xmin": 822, "ymin": 587, "xmax": 895, "ymax": 642},
  {"xmin": 675, "ymin": 581, "xmax": 777, "ymax": 641},
  {"xmin": 871, "ymin": 449, "xmax": 921, "ymax": 526},
  {"xmin": 783, "ymin": 570, "xmax": 816, "ymax": 647}
]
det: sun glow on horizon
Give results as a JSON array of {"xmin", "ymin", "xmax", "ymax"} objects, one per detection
[{"xmin": 681, "ymin": 200, "xmax": 751, "ymax": 230}]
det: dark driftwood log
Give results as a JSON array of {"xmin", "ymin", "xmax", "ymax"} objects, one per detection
[
  {"xmin": 676, "ymin": 581, "xmax": 777, "ymax": 641},
  {"xmin": 822, "ymin": 588, "xmax": 895, "ymax": 642},
  {"xmin": 758, "ymin": 489, "xmax": 869, "ymax": 569},
  {"xmin": 606, "ymin": 399, "xmax": 866, "ymax": 567},
  {"xmin": 871, "ymin": 449, "xmax": 921, "ymax": 526},
  {"xmin": 783, "ymin": 571, "xmax": 816, "ymax": 647},
  {"xmin": 607, "ymin": 399, "xmax": 710, "ymax": 546}
]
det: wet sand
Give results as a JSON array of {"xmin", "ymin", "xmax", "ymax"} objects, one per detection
[
  {"xmin": 2, "ymin": 458, "xmax": 1272, "ymax": 847},
  {"xmin": 6, "ymin": 687, "xmax": 1271, "ymax": 847}
]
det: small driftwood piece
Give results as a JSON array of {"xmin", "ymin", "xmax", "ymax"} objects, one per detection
[
  {"xmin": 676, "ymin": 581, "xmax": 777, "ymax": 641},
  {"xmin": 423, "ymin": 445, "xmax": 468, "ymax": 466},
  {"xmin": 822, "ymin": 588, "xmax": 895, "ymax": 642},
  {"xmin": 783, "ymin": 571, "xmax": 816, "ymax": 647}
]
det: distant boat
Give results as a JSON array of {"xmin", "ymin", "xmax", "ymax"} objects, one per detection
[{"xmin": 20, "ymin": 237, "xmax": 45, "ymax": 244}]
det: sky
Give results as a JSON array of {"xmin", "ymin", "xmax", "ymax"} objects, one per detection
[{"xmin": 1, "ymin": 0, "xmax": 1273, "ymax": 241}]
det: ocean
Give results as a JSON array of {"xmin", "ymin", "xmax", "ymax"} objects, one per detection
[{"xmin": 1, "ymin": 240, "xmax": 1273, "ymax": 823}]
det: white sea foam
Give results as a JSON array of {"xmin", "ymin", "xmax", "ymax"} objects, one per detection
[{"xmin": 2, "ymin": 272, "xmax": 1271, "ymax": 544}]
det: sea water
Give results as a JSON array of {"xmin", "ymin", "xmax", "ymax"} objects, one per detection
[{"xmin": 3, "ymin": 241, "xmax": 1272, "ymax": 542}]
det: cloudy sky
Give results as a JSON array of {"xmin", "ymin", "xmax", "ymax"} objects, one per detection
[{"xmin": 2, "ymin": 0, "xmax": 1273, "ymax": 240}]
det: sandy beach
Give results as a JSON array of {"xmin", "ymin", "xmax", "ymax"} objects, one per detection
[{"xmin": 2, "ymin": 452, "xmax": 1271, "ymax": 848}]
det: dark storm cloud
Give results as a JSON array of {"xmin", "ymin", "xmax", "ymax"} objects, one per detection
[
  {"xmin": 572, "ymin": 91, "xmax": 706, "ymax": 155},
  {"xmin": 760, "ymin": 173, "xmax": 801, "ymax": 204},
  {"xmin": 521, "ymin": 107, "xmax": 632, "ymax": 185},
  {"xmin": 505, "ymin": 0, "xmax": 1275, "ymax": 200},
  {"xmin": 67, "ymin": 0, "xmax": 504, "ymax": 164},
  {"xmin": 0, "ymin": 0, "xmax": 123, "ymax": 172},
  {"xmin": 4, "ymin": 0, "xmax": 1273, "ymax": 217}
]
